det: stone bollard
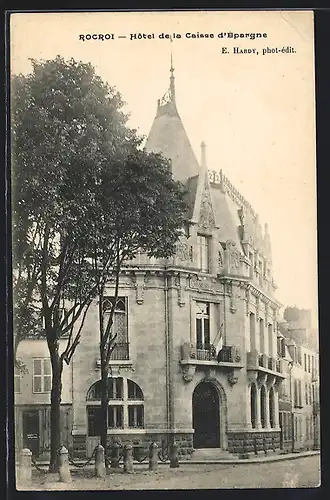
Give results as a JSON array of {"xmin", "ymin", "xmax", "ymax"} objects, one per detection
[
  {"xmin": 111, "ymin": 443, "xmax": 120, "ymax": 469},
  {"xmin": 148, "ymin": 442, "xmax": 158, "ymax": 472},
  {"xmin": 19, "ymin": 448, "xmax": 32, "ymax": 483},
  {"xmin": 58, "ymin": 446, "xmax": 72, "ymax": 483},
  {"xmin": 95, "ymin": 444, "xmax": 106, "ymax": 478},
  {"xmin": 169, "ymin": 442, "xmax": 179, "ymax": 468},
  {"xmin": 123, "ymin": 444, "xmax": 134, "ymax": 474}
]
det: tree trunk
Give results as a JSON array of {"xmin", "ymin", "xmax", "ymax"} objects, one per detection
[
  {"xmin": 48, "ymin": 341, "xmax": 63, "ymax": 472},
  {"xmin": 100, "ymin": 361, "xmax": 108, "ymax": 454}
]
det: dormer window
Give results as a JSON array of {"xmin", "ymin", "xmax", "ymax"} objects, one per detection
[{"xmin": 197, "ymin": 234, "xmax": 209, "ymax": 273}]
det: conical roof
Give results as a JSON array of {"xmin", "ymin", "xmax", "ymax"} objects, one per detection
[{"xmin": 145, "ymin": 63, "xmax": 200, "ymax": 184}]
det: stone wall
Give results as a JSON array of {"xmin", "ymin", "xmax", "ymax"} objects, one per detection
[{"xmin": 227, "ymin": 430, "xmax": 281, "ymax": 455}]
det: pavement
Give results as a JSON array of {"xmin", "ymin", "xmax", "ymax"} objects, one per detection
[
  {"xmin": 17, "ymin": 454, "xmax": 322, "ymax": 490},
  {"xmin": 32, "ymin": 448, "xmax": 320, "ymax": 466}
]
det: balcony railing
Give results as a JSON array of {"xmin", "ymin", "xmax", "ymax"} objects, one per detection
[
  {"xmin": 247, "ymin": 350, "xmax": 283, "ymax": 374},
  {"xmin": 182, "ymin": 343, "xmax": 241, "ymax": 364},
  {"xmin": 109, "ymin": 342, "xmax": 130, "ymax": 361}
]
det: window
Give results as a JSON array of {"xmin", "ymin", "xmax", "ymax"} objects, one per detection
[
  {"xmin": 304, "ymin": 353, "xmax": 307, "ymax": 371},
  {"xmin": 196, "ymin": 302, "xmax": 210, "ymax": 349},
  {"xmin": 128, "ymin": 405, "xmax": 144, "ymax": 428},
  {"xmin": 250, "ymin": 383, "xmax": 257, "ymax": 429},
  {"xmin": 250, "ymin": 313, "xmax": 256, "ymax": 351},
  {"xmin": 33, "ymin": 358, "xmax": 51, "ymax": 393},
  {"xmin": 268, "ymin": 324, "xmax": 273, "ymax": 357},
  {"xmin": 305, "ymin": 383, "xmax": 308, "ymax": 405},
  {"xmin": 197, "ymin": 234, "xmax": 209, "ymax": 273},
  {"xmin": 86, "ymin": 378, "xmax": 144, "ymax": 436},
  {"xmin": 308, "ymin": 355, "xmax": 311, "ymax": 373},
  {"xmin": 259, "ymin": 319, "xmax": 265, "ymax": 354},
  {"xmin": 108, "ymin": 406, "xmax": 123, "ymax": 428},
  {"xmin": 102, "ymin": 297, "xmax": 129, "ymax": 360},
  {"xmin": 14, "ymin": 365, "xmax": 21, "ymax": 394}
]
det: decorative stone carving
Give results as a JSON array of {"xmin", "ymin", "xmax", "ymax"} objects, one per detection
[
  {"xmin": 264, "ymin": 302, "xmax": 269, "ymax": 324},
  {"xmin": 189, "ymin": 275, "xmax": 223, "ymax": 294},
  {"xmin": 255, "ymin": 296, "xmax": 260, "ymax": 318},
  {"xmin": 175, "ymin": 274, "xmax": 187, "ymax": 307},
  {"xmin": 257, "ymin": 372, "xmax": 267, "ymax": 386},
  {"xmin": 225, "ymin": 240, "xmax": 241, "ymax": 272},
  {"xmin": 218, "ymin": 245, "xmax": 224, "ymax": 271},
  {"xmin": 182, "ymin": 364, "xmax": 196, "ymax": 382},
  {"xmin": 266, "ymin": 374, "xmax": 276, "ymax": 387},
  {"xmin": 248, "ymin": 370, "xmax": 258, "ymax": 385},
  {"xmin": 227, "ymin": 371, "xmax": 239, "ymax": 387},
  {"xmin": 176, "ymin": 237, "xmax": 190, "ymax": 263},
  {"xmin": 133, "ymin": 272, "xmax": 146, "ymax": 305},
  {"xmin": 245, "ymin": 287, "xmax": 250, "ymax": 316},
  {"xmin": 198, "ymin": 182, "xmax": 215, "ymax": 230}
]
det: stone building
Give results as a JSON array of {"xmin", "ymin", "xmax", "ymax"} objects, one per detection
[
  {"xmin": 15, "ymin": 63, "xmax": 297, "ymax": 460},
  {"xmin": 277, "ymin": 308, "xmax": 320, "ymax": 453}
]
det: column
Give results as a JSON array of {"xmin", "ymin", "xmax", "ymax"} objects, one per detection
[
  {"xmin": 264, "ymin": 389, "xmax": 270, "ymax": 429},
  {"xmin": 255, "ymin": 386, "xmax": 262, "ymax": 430},
  {"xmin": 274, "ymin": 389, "xmax": 280, "ymax": 429}
]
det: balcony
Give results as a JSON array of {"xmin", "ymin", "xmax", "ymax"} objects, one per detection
[
  {"xmin": 109, "ymin": 342, "xmax": 130, "ymax": 361},
  {"xmin": 95, "ymin": 342, "xmax": 131, "ymax": 371},
  {"xmin": 180, "ymin": 342, "xmax": 243, "ymax": 385},
  {"xmin": 247, "ymin": 350, "xmax": 285, "ymax": 384}
]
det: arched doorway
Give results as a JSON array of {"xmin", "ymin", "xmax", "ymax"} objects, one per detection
[{"xmin": 192, "ymin": 381, "xmax": 220, "ymax": 448}]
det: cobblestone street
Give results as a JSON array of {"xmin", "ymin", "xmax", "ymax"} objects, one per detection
[{"xmin": 17, "ymin": 455, "xmax": 321, "ymax": 490}]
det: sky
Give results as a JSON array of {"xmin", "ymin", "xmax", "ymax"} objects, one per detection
[{"xmin": 10, "ymin": 10, "xmax": 318, "ymax": 326}]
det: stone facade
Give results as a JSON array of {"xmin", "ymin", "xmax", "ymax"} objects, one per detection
[{"xmin": 14, "ymin": 64, "xmax": 319, "ymax": 461}]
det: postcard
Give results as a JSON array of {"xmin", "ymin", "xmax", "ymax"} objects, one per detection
[{"xmin": 9, "ymin": 10, "xmax": 320, "ymax": 490}]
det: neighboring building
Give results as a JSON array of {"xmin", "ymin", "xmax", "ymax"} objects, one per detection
[
  {"xmin": 14, "ymin": 339, "xmax": 73, "ymax": 460},
  {"xmin": 277, "ymin": 308, "xmax": 320, "ymax": 453},
  {"xmin": 15, "ymin": 63, "xmax": 318, "ymax": 460}
]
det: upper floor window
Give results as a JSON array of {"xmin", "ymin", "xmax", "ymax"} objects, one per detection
[
  {"xmin": 197, "ymin": 234, "xmax": 209, "ymax": 273},
  {"xmin": 86, "ymin": 378, "xmax": 144, "ymax": 436},
  {"xmin": 308, "ymin": 355, "xmax": 311, "ymax": 373},
  {"xmin": 304, "ymin": 353, "xmax": 307, "ymax": 371},
  {"xmin": 33, "ymin": 358, "xmax": 51, "ymax": 393},
  {"xmin": 102, "ymin": 297, "xmax": 129, "ymax": 360},
  {"xmin": 196, "ymin": 302, "xmax": 210, "ymax": 349},
  {"xmin": 14, "ymin": 364, "xmax": 21, "ymax": 394}
]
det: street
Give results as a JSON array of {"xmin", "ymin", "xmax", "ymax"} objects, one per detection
[{"xmin": 18, "ymin": 455, "xmax": 321, "ymax": 490}]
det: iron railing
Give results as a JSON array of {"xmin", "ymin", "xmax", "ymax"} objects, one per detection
[
  {"xmin": 109, "ymin": 342, "xmax": 130, "ymax": 360},
  {"xmin": 188, "ymin": 344, "xmax": 241, "ymax": 363}
]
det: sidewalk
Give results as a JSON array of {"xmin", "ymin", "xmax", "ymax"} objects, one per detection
[
  {"xmin": 181, "ymin": 450, "xmax": 320, "ymax": 465},
  {"xmin": 32, "ymin": 449, "xmax": 319, "ymax": 468}
]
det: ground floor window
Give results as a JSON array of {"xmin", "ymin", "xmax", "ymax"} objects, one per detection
[{"xmin": 86, "ymin": 377, "xmax": 144, "ymax": 436}]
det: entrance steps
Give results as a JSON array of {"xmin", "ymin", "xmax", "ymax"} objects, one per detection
[{"xmin": 191, "ymin": 448, "xmax": 238, "ymax": 461}]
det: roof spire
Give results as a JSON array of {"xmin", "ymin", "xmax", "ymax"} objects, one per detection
[
  {"xmin": 156, "ymin": 40, "xmax": 178, "ymax": 117},
  {"xmin": 169, "ymin": 38, "xmax": 175, "ymax": 102}
]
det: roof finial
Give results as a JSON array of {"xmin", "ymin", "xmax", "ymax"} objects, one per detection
[{"xmin": 200, "ymin": 141, "xmax": 207, "ymax": 169}]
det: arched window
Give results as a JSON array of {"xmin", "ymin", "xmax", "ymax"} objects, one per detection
[
  {"xmin": 260, "ymin": 385, "xmax": 266, "ymax": 428},
  {"xmin": 250, "ymin": 383, "xmax": 257, "ymax": 429},
  {"xmin": 269, "ymin": 387, "xmax": 275, "ymax": 428},
  {"xmin": 86, "ymin": 378, "xmax": 144, "ymax": 436}
]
